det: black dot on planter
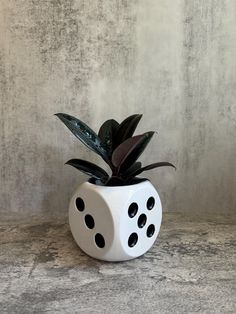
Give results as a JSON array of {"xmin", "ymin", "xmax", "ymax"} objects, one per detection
[
  {"xmin": 147, "ymin": 197, "xmax": 155, "ymax": 210},
  {"xmin": 137, "ymin": 214, "xmax": 147, "ymax": 228},
  {"xmin": 128, "ymin": 233, "xmax": 138, "ymax": 247},
  {"xmin": 147, "ymin": 224, "xmax": 155, "ymax": 237},
  {"xmin": 95, "ymin": 233, "xmax": 105, "ymax": 248},
  {"xmin": 128, "ymin": 202, "xmax": 138, "ymax": 218},
  {"xmin": 84, "ymin": 214, "xmax": 95, "ymax": 229},
  {"xmin": 75, "ymin": 197, "xmax": 85, "ymax": 212}
]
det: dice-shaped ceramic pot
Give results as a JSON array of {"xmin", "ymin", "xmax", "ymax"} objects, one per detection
[{"xmin": 69, "ymin": 180, "xmax": 162, "ymax": 261}]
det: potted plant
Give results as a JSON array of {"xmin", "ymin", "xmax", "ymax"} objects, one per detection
[{"xmin": 55, "ymin": 113, "xmax": 175, "ymax": 261}]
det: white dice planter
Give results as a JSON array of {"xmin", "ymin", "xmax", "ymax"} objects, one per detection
[{"xmin": 69, "ymin": 180, "xmax": 162, "ymax": 262}]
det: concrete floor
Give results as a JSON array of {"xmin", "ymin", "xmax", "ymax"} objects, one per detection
[{"xmin": 0, "ymin": 212, "xmax": 235, "ymax": 313}]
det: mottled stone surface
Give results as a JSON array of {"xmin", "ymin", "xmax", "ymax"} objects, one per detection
[
  {"xmin": 0, "ymin": 213, "xmax": 235, "ymax": 313},
  {"xmin": 0, "ymin": 1, "xmax": 235, "ymax": 215}
]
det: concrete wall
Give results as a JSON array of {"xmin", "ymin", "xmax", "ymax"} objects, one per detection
[{"xmin": 0, "ymin": 0, "xmax": 235, "ymax": 215}]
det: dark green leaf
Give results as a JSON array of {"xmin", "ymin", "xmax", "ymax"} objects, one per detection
[
  {"xmin": 88, "ymin": 177, "xmax": 105, "ymax": 186},
  {"xmin": 65, "ymin": 159, "xmax": 109, "ymax": 181},
  {"xmin": 98, "ymin": 119, "xmax": 119, "ymax": 155},
  {"xmin": 129, "ymin": 162, "xmax": 176, "ymax": 177},
  {"xmin": 115, "ymin": 114, "xmax": 142, "ymax": 147},
  {"xmin": 121, "ymin": 161, "xmax": 142, "ymax": 177},
  {"xmin": 112, "ymin": 132, "xmax": 154, "ymax": 173},
  {"xmin": 55, "ymin": 113, "xmax": 109, "ymax": 162},
  {"xmin": 105, "ymin": 176, "xmax": 126, "ymax": 186}
]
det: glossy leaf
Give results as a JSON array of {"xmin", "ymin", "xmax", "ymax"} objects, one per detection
[
  {"xmin": 88, "ymin": 177, "xmax": 107, "ymax": 186},
  {"xmin": 115, "ymin": 114, "xmax": 142, "ymax": 147},
  {"xmin": 105, "ymin": 176, "xmax": 126, "ymax": 186},
  {"xmin": 55, "ymin": 113, "xmax": 109, "ymax": 162},
  {"xmin": 112, "ymin": 132, "xmax": 154, "ymax": 173},
  {"xmin": 98, "ymin": 119, "xmax": 119, "ymax": 155},
  {"xmin": 129, "ymin": 162, "xmax": 176, "ymax": 177},
  {"xmin": 121, "ymin": 161, "xmax": 142, "ymax": 177},
  {"xmin": 65, "ymin": 159, "xmax": 109, "ymax": 181}
]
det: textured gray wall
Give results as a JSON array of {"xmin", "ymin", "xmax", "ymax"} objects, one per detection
[{"xmin": 0, "ymin": 0, "xmax": 235, "ymax": 215}]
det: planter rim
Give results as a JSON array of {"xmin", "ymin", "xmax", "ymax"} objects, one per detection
[{"xmin": 84, "ymin": 179, "xmax": 151, "ymax": 190}]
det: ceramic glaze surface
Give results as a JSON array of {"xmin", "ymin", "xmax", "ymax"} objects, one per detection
[{"xmin": 69, "ymin": 180, "xmax": 162, "ymax": 261}]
